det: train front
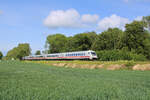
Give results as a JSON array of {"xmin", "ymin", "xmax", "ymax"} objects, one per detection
[{"xmin": 89, "ymin": 51, "xmax": 98, "ymax": 60}]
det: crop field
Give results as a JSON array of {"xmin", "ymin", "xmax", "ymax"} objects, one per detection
[{"xmin": 0, "ymin": 61, "xmax": 150, "ymax": 100}]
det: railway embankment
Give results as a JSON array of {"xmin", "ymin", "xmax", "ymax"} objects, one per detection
[{"xmin": 24, "ymin": 61, "xmax": 150, "ymax": 71}]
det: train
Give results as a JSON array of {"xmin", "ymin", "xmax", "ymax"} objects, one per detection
[{"xmin": 23, "ymin": 50, "xmax": 98, "ymax": 60}]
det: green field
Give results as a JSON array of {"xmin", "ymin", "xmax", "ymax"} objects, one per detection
[{"xmin": 0, "ymin": 61, "xmax": 150, "ymax": 100}]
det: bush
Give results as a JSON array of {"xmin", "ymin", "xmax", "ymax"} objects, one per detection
[{"xmin": 96, "ymin": 50, "xmax": 147, "ymax": 61}]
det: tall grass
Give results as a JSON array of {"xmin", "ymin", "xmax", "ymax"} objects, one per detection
[{"xmin": 0, "ymin": 61, "xmax": 150, "ymax": 100}]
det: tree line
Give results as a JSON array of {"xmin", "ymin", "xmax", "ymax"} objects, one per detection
[{"xmin": 1, "ymin": 16, "xmax": 150, "ymax": 61}]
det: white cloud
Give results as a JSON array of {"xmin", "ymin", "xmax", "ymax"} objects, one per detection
[
  {"xmin": 97, "ymin": 14, "xmax": 130, "ymax": 31},
  {"xmin": 81, "ymin": 14, "xmax": 99, "ymax": 24},
  {"xmin": 134, "ymin": 16, "xmax": 143, "ymax": 21},
  {"xmin": 44, "ymin": 9, "xmax": 144, "ymax": 31},
  {"xmin": 43, "ymin": 9, "xmax": 99, "ymax": 29}
]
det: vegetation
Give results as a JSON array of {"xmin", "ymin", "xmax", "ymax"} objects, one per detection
[
  {"xmin": 0, "ymin": 61, "xmax": 150, "ymax": 100},
  {"xmin": 0, "ymin": 51, "xmax": 3, "ymax": 60},
  {"xmin": 45, "ymin": 16, "xmax": 150, "ymax": 61},
  {"xmin": 96, "ymin": 50, "xmax": 147, "ymax": 61},
  {"xmin": 35, "ymin": 50, "xmax": 41, "ymax": 55},
  {"xmin": 6, "ymin": 43, "xmax": 31, "ymax": 60},
  {"xmin": 27, "ymin": 60, "xmax": 150, "ymax": 66}
]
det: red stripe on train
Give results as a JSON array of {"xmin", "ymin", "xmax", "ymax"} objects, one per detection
[{"xmin": 26, "ymin": 56, "xmax": 90, "ymax": 60}]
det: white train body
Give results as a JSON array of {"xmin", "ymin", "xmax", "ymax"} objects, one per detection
[{"xmin": 23, "ymin": 50, "xmax": 98, "ymax": 60}]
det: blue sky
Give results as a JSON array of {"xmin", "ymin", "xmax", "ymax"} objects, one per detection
[{"xmin": 0, "ymin": 0, "xmax": 150, "ymax": 55}]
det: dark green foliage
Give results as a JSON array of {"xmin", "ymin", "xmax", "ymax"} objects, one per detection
[
  {"xmin": 46, "ymin": 32, "xmax": 97, "ymax": 52},
  {"xmin": 92, "ymin": 28, "xmax": 123, "ymax": 50},
  {"xmin": 122, "ymin": 21, "xmax": 150, "ymax": 59},
  {"xmin": 0, "ymin": 51, "xmax": 3, "ymax": 60},
  {"xmin": 96, "ymin": 50, "xmax": 147, "ymax": 61},
  {"xmin": 143, "ymin": 16, "xmax": 150, "ymax": 31},
  {"xmin": 6, "ymin": 43, "xmax": 31, "ymax": 60},
  {"xmin": 70, "ymin": 31, "xmax": 97, "ymax": 51},
  {"xmin": 46, "ymin": 34, "xmax": 67, "ymax": 53},
  {"xmin": 35, "ymin": 50, "xmax": 41, "ymax": 55},
  {"xmin": 0, "ymin": 61, "xmax": 150, "ymax": 100}
]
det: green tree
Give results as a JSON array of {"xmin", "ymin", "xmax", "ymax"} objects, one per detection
[
  {"xmin": 6, "ymin": 43, "xmax": 31, "ymax": 60},
  {"xmin": 92, "ymin": 28, "xmax": 123, "ymax": 51},
  {"xmin": 122, "ymin": 21, "xmax": 150, "ymax": 59},
  {"xmin": 0, "ymin": 51, "xmax": 3, "ymax": 60},
  {"xmin": 143, "ymin": 16, "xmax": 150, "ymax": 31},
  {"xmin": 69, "ymin": 31, "xmax": 97, "ymax": 51},
  {"xmin": 35, "ymin": 50, "xmax": 41, "ymax": 55},
  {"xmin": 46, "ymin": 34, "xmax": 67, "ymax": 53}
]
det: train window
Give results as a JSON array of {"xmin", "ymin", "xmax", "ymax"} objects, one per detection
[
  {"xmin": 91, "ymin": 52, "xmax": 96, "ymax": 56},
  {"xmin": 81, "ymin": 53, "xmax": 83, "ymax": 56},
  {"xmin": 47, "ymin": 55, "xmax": 51, "ymax": 57}
]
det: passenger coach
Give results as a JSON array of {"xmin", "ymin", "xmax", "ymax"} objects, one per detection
[{"xmin": 23, "ymin": 50, "xmax": 98, "ymax": 60}]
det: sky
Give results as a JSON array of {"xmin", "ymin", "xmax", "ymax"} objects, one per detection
[{"xmin": 0, "ymin": 0, "xmax": 150, "ymax": 55}]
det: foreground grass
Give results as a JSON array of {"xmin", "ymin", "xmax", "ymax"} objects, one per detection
[{"xmin": 0, "ymin": 61, "xmax": 150, "ymax": 100}]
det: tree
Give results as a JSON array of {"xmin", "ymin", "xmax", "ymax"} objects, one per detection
[
  {"xmin": 46, "ymin": 34, "xmax": 67, "ymax": 53},
  {"xmin": 0, "ymin": 51, "xmax": 3, "ymax": 60},
  {"xmin": 122, "ymin": 21, "xmax": 150, "ymax": 59},
  {"xmin": 143, "ymin": 16, "xmax": 150, "ymax": 31},
  {"xmin": 6, "ymin": 43, "xmax": 31, "ymax": 60},
  {"xmin": 35, "ymin": 50, "xmax": 41, "ymax": 55},
  {"xmin": 69, "ymin": 32, "xmax": 98, "ymax": 51},
  {"xmin": 92, "ymin": 28, "xmax": 123, "ymax": 51}
]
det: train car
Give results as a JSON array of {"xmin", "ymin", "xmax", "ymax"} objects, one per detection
[{"xmin": 23, "ymin": 50, "xmax": 98, "ymax": 60}]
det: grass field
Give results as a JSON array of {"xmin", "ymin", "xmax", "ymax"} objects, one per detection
[{"xmin": 0, "ymin": 61, "xmax": 150, "ymax": 100}]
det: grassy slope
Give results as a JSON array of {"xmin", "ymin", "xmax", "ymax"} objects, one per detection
[
  {"xmin": 27, "ymin": 60, "xmax": 150, "ymax": 65},
  {"xmin": 0, "ymin": 61, "xmax": 150, "ymax": 100}
]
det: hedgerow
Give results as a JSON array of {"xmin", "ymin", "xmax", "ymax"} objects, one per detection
[{"xmin": 96, "ymin": 50, "xmax": 147, "ymax": 61}]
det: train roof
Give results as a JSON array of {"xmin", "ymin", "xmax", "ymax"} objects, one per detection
[
  {"xmin": 46, "ymin": 50, "xmax": 95, "ymax": 55},
  {"xmin": 26, "ymin": 50, "xmax": 96, "ymax": 57}
]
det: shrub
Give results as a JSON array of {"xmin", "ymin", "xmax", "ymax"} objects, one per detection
[{"xmin": 96, "ymin": 50, "xmax": 147, "ymax": 61}]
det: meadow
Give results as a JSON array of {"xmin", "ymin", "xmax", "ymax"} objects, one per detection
[{"xmin": 0, "ymin": 61, "xmax": 150, "ymax": 100}]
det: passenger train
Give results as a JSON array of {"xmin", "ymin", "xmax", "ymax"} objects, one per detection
[{"xmin": 23, "ymin": 50, "xmax": 98, "ymax": 60}]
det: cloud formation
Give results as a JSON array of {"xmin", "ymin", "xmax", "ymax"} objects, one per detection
[
  {"xmin": 43, "ymin": 9, "xmax": 99, "ymax": 29},
  {"xmin": 81, "ymin": 14, "xmax": 99, "ymax": 24},
  {"xmin": 97, "ymin": 14, "xmax": 130, "ymax": 31},
  {"xmin": 44, "ymin": 8, "xmax": 144, "ymax": 31}
]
